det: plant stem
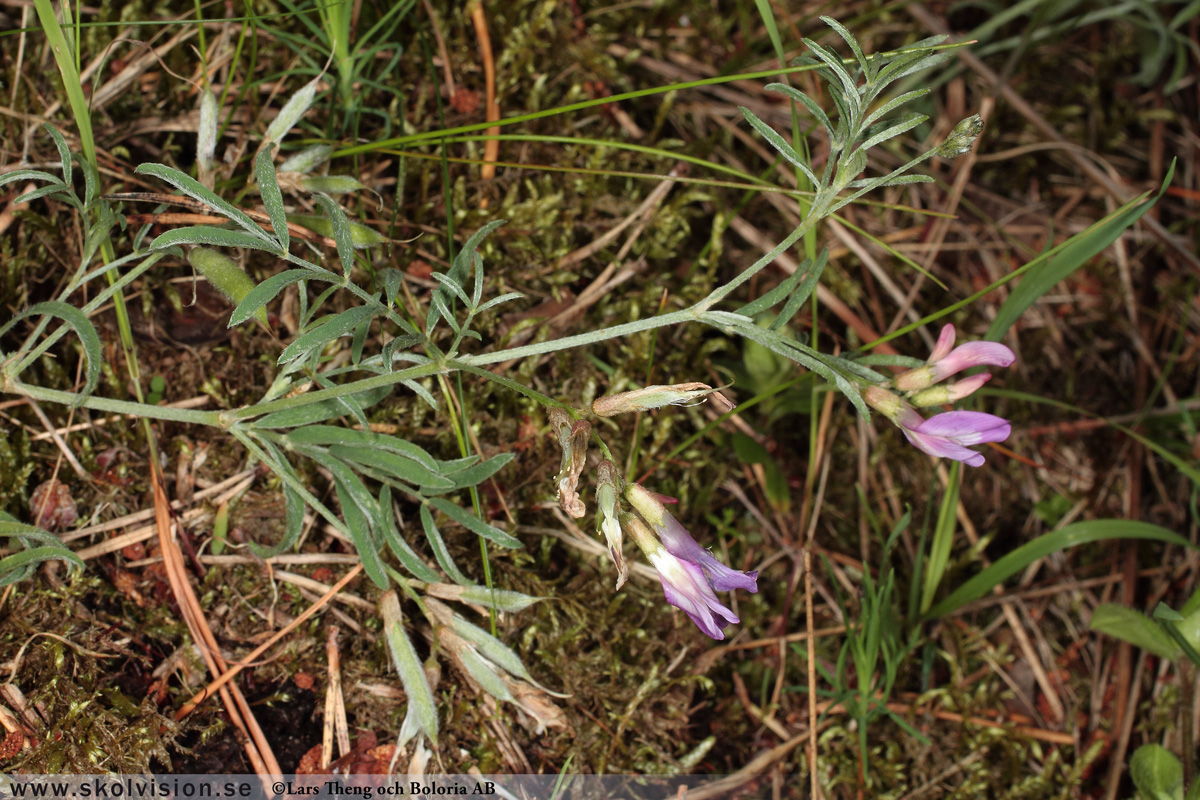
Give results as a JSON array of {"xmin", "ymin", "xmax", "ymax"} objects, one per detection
[
  {"xmin": 457, "ymin": 307, "xmax": 700, "ymax": 367},
  {"xmin": 6, "ymin": 380, "xmax": 222, "ymax": 425},
  {"xmin": 221, "ymin": 360, "xmax": 444, "ymax": 422}
]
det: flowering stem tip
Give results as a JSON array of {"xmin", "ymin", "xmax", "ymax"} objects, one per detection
[{"xmin": 865, "ymin": 325, "xmax": 1015, "ymax": 467}]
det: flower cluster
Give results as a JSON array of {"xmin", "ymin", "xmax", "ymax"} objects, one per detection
[
  {"xmin": 621, "ymin": 484, "xmax": 758, "ymax": 640},
  {"xmin": 558, "ymin": 384, "xmax": 758, "ymax": 639},
  {"xmin": 864, "ymin": 325, "xmax": 1015, "ymax": 467}
]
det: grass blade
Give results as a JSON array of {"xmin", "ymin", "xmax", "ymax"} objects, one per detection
[
  {"xmin": 986, "ymin": 161, "xmax": 1173, "ymax": 342},
  {"xmin": 925, "ymin": 520, "xmax": 1197, "ymax": 619}
]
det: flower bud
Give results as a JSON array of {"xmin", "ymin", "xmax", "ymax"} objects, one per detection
[
  {"xmin": 909, "ymin": 373, "xmax": 992, "ymax": 407},
  {"xmin": 593, "ymin": 382, "xmax": 724, "ymax": 417},
  {"xmin": 894, "ymin": 325, "xmax": 1014, "ymax": 391},
  {"xmin": 187, "ymin": 248, "xmax": 268, "ymax": 326},
  {"xmin": 935, "ymin": 114, "xmax": 984, "ymax": 158},
  {"xmin": 624, "ymin": 483, "xmax": 668, "ymax": 530}
]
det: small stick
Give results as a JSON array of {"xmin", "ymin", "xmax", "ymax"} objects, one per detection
[
  {"xmin": 26, "ymin": 399, "xmax": 88, "ymax": 481},
  {"xmin": 151, "ymin": 463, "xmax": 280, "ymax": 779},
  {"xmin": 468, "ymin": 1, "xmax": 500, "ymax": 184},
  {"xmin": 323, "ymin": 627, "xmax": 351, "ymax": 765},
  {"xmin": 107, "ymin": 193, "xmax": 338, "ymax": 247}
]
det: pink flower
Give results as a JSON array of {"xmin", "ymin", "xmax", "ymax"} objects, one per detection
[
  {"xmin": 899, "ymin": 410, "xmax": 1011, "ymax": 468},
  {"xmin": 894, "ymin": 325, "xmax": 1014, "ymax": 392}
]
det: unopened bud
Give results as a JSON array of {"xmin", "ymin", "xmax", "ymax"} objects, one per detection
[
  {"xmin": 909, "ymin": 373, "xmax": 992, "ymax": 407},
  {"xmin": 593, "ymin": 382, "xmax": 723, "ymax": 417},
  {"xmin": 936, "ymin": 115, "xmax": 984, "ymax": 158},
  {"xmin": 187, "ymin": 248, "xmax": 268, "ymax": 326},
  {"xmin": 549, "ymin": 408, "xmax": 590, "ymax": 518},
  {"xmin": 893, "ymin": 366, "xmax": 937, "ymax": 392},
  {"xmin": 624, "ymin": 483, "xmax": 668, "ymax": 529}
]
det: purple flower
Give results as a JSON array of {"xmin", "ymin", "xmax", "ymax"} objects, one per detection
[
  {"xmin": 656, "ymin": 512, "xmax": 760, "ymax": 594},
  {"xmin": 624, "ymin": 485, "xmax": 759, "ymax": 640},
  {"xmin": 861, "ymin": 326, "xmax": 1016, "ymax": 466},
  {"xmin": 899, "ymin": 410, "xmax": 1011, "ymax": 468},
  {"xmin": 625, "ymin": 516, "xmax": 742, "ymax": 640},
  {"xmin": 894, "ymin": 324, "xmax": 1015, "ymax": 392}
]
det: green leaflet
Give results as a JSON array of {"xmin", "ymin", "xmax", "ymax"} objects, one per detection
[
  {"xmin": 329, "ymin": 445, "xmax": 454, "ymax": 491},
  {"xmin": 301, "ymin": 175, "xmax": 365, "ymax": 195},
  {"xmin": 255, "ymin": 145, "xmax": 290, "ymax": 252},
  {"xmin": 423, "ymin": 453, "xmax": 515, "ymax": 495},
  {"xmin": 0, "ymin": 547, "xmax": 84, "ymax": 587},
  {"xmin": 377, "ymin": 488, "xmax": 441, "ymax": 583},
  {"xmin": 1129, "ymin": 744, "xmax": 1184, "ymax": 800},
  {"xmin": 456, "ymin": 643, "xmax": 513, "ymax": 702},
  {"xmin": 0, "ymin": 512, "xmax": 84, "ymax": 585},
  {"xmin": 381, "ymin": 592, "xmax": 438, "ymax": 745},
  {"xmin": 419, "ymin": 505, "xmax": 474, "ymax": 586},
  {"xmin": 251, "ymin": 384, "xmax": 393, "ymax": 428},
  {"xmin": 246, "ymin": 440, "xmax": 306, "ymax": 558},
  {"xmin": 288, "ymin": 214, "xmax": 387, "ymax": 248},
  {"xmin": 136, "ymin": 162, "xmax": 274, "ymax": 245},
  {"xmin": 312, "ymin": 194, "xmax": 355, "ymax": 274},
  {"xmin": 262, "ymin": 78, "xmax": 319, "ymax": 146},
  {"xmin": 0, "ymin": 169, "xmax": 64, "ymax": 189},
  {"xmin": 738, "ymin": 106, "xmax": 819, "ymax": 188},
  {"xmin": 426, "ymin": 219, "xmax": 506, "ymax": 334},
  {"xmin": 286, "ymin": 425, "xmax": 439, "ymax": 470},
  {"xmin": 230, "ymin": 269, "xmax": 336, "ymax": 327},
  {"xmin": 151, "ymin": 226, "xmax": 280, "ymax": 253},
  {"xmin": 426, "ymin": 584, "xmax": 542, "ymax": 613},
  {"xmin": 278, "ymin": 306, "xmax": 377, "ymax": 365},
  {"xmin": 0, "ymin": 301, "xmax": 101, "ymax": 406},
  {"xmin": 280, "ymin": 144, "xmax": 333, "ymax": 174},
  {"xmin": 428, "ymin": 498, "xmax": 521, "ymax": 549},
  {"xmin": 1090, "ymin": 603, "xmax": 1180, "ymax": 660},
  {"xmin": 331, "ymin": 473, "xmax": 388, "ymax": 590}
]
